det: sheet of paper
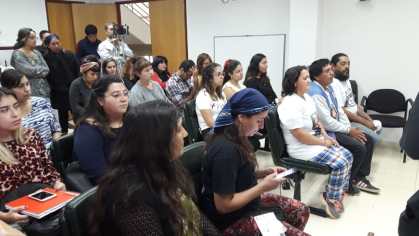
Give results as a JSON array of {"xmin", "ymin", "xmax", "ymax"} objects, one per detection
[{"xmin": 254, "ymin": 212, "xmax": 286, "ymax": 236}]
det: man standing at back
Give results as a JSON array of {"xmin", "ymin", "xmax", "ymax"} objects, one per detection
[
  {"xmin": 308, "ymin": 59, "xmax": 380, "ymax": 195},
  {"xmin": 76, "ymin": 24, "xmax": 101, "ymax": 61},
  {"xmin": 330, "ymin": 53, "xmax": 382, "ymax": 144}
]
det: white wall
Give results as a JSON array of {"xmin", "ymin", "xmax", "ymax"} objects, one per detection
[
  {"xmin": 317, "ymin": 0, "xmax": 419, "ymax": 143},
  {"xmin": 186, "ymin": 0, "xmax": 290, "ymax": 64},
  {"xmin": 0, "ymin": 0, "xmax": 48, "ymax": 65}
]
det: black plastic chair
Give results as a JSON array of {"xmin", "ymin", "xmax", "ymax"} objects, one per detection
[
  {"xmin": 265, "ymin": 107, "xmax": 331, "ymax": 217},
  {"xmin": 180, "ymin": 141, "xmax": 206, "ymax": 203},
  {"xmin": 361, "ymin": 89, "xmax": 413, "ymax": 162},
  {"xmin": 400, "ymin": 94, "xmax": 419, "ymax": 160},
  {"xmin": 63, "ymin": 187, "xmax": 97, "ymax": 236},
  {"xmin": 184, "ymin": 99, "xmax": 203, "ymax": 143},
  {"xmin": 50, "ymin": 134, "xmax": 93, "ymax": 192}
]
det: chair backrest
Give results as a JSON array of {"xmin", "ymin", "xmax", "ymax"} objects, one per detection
[
  {"xmin": 350, "ymin": 80, "xmax": 358, "ymax": 104},
  {"xmin": 184, "ymin": 99, "xmax": 203, "ymax": 143},
  {"xmin": 265, "ymin": 107, "xmax": 289, "ymax": 166},
  {"xmin": 64, "ymin": 187, "xmax": 97, "ymax": 236},
  {"xmin": 50, "ymin": 134, "xmax": 74, "ymax": 175},
  {"xmin": 366, "ymin": 89, "xmax": 407, "ymax": 113},
  {"xmin": 64, "ymin": 162, "xmax": 94, "ymax": 193},
  {"xmin": 180, "ymin": 141, "xmax": 206, "ymax": 201}
]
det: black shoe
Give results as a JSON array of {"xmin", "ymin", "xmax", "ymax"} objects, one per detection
[
  {"xmin": 346, "ymin": 184, "xmax": 361, "ymax": 196},
  {"xmin": 355, "ymin": 178, "xmax": 380, "ymax": 194}
]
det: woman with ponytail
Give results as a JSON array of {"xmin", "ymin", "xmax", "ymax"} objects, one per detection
[{"xmin": 222, "ymin": 59, "xmax": 245, "ymax": 100}]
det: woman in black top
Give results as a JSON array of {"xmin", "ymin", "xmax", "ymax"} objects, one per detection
[
  {"xmin": 201, "ymin": 88, "xmax": 310, "ymax": 236},
  {"xmin": 91, "ymin": 100, "xmax": 220, "ymax": 235},
  {"xmin": 44, "ymin": 34, "xmax": 79, "ymax": 134},
  {"xmin": 244, "ymin": 53, "xmax": 278, "ymax": 104}
]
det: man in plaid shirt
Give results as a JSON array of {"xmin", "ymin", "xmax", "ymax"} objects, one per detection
[{"xmin": 165, "ymin": 59, "xmax": 196, "ymax": 107}]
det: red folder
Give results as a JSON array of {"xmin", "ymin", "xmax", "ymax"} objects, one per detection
[{"xmin": 5, "ymin": 188, "xmax": 79, "ymax": 219}]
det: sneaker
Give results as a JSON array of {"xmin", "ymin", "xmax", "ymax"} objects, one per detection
[
  {"xmin": 355, "ymin": 178, "xmax": 380, "ymax": 194},
  {"xmin": 346, "ymin": 184, "xmax": 361, "ymax": 196},
  {"xmin": 321, "ymin": 193, "xmax": 341, "ymax": 219}
]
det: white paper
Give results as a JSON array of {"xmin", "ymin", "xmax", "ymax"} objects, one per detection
[{"xmin": 254, "ymin": 212, "xmax": 286, "ymax": 236}]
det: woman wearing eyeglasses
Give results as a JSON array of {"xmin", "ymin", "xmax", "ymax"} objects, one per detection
[
  {"xmin": 69, "ymin": 55, "xmax": 100, "ymax": 122},
  {"xmin": 73, "ymin": 75, "xmax": 128, "ymax": 183}
]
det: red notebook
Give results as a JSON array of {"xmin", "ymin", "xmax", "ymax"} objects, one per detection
[{"xmin": 5, "ymin": 188, "xmax": 79, "ymax": 219}]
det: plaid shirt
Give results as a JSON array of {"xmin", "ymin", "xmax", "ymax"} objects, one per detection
[{"xmin": 165, "ymin": 74, "xmax": 193, "ymax": 107}]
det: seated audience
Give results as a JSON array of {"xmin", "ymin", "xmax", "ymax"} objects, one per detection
[
  {"xmin": 44, "ymin": 34, "xmax": 79, "ymax": 134},
  {"xmin": 195, "ymin": 63, "xmax": 226, "ymax": 138},
  {"xmin": 308, "ymin": 59, "xmax": 379, "ymax": 194},
  {"xmin": 34, "ymin": 30, "xmax": 50, "ymax": 56},
  {"xmin": 190, "ymin": 52, "xmax": 213, "ymax": 99},
  {"xmin": 121, "ymin": 56, "xmax": 138, "ymax": 90},
  {"xmin": 1, "ymin": 69, "xmax": 62, "ymax": 148},
  {"xmin": 165, "ymin": 59, "xmax": 196, "ymax": 107},
  {"xmin": 128, "ymin": 57, "xmax": 170, "ymax": 107},
  {"xmin": 278, "ymin": 66, "xmax": 353, "ymax": 219},
  {"xmin": 223, "ymin": 59, "xmax": 245, "ymax": 100},
  {"xmin": 73, "ymin": 76, "xmax": 128, "ymax": 183},
  {"xmin": 69, "ymin": 55, "xmax": 100, "ymax": 122},
  {"xmin": 11, "ymin": 28, "xmax": 50, "ymax": 99},
  {"xmin": 201, "ymin": 88, "xmax": 310, "ymax": 235},
  {"xmin": 91, "ymin": 100, "xmax": 220, "ymax": 235},
  {"xmin": 330, "ymin": 53, "xmax": 382, "ymax": 143},
  {"xmin": 244, "ymin": 53, "xmax": 277, "ymax": 104},
  {"xmin": 76, "ymin": 24, "xmax": 101, "ymax": 61},
  {"xmin": 151, "ymin": 55, "xmax": 170, "ymax": 88},
  {"xmin": 0, "ymin": 87, "xmax": 64, "ymax": 201},
  {"xmin": 102, "ymin": 58, "xmax": 118, "ymax": 76}
]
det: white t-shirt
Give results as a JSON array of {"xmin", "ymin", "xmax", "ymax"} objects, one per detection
[
  {"xmin": 195, "ymin": 89, "xmax": 227, "ymax": 131},
  {"xmin": 277, "ymin": 93, "xmax": 327, "ymax": 160},
  {"xmin": 223, "ymin": 81, "xmax": 246, "ymax": 94},
  {"xmin": 331, "ymin": 78, "xmax": 357, "ymax": 113}
]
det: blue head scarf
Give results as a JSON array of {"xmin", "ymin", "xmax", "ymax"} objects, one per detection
[{"xmin": 214, "ymin": 88, "xmax": 270, "ymax": 131}]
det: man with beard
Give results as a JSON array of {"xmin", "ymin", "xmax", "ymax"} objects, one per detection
[
  {"xmin": 44, "ymin": 34, "xmax": 80, "ymax": 134},
  {"xmin": 330, "ymin": 53, "xmax": 382, "ymax": 144}
]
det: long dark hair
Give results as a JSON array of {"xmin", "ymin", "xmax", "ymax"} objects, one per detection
[
  {"xmin": 77, "ymin": 75, "xmax": 124, "ymax": 137},
  {"xmin": 152, "ymin": 55, "xmax": 170, "ymax": 82},
  {"xmin": 282, "ymin": 66, "xmax": 308, "ymax": 96},
  {"xmin": 223, "ymin": 59, "xmax": 241, "ymax": 85},
  {"xmin": 101, "ymin": 58, "xmax": 117, "ymax": 75},
  {"xmin": 0, "ymin": 69, "xmax": 24, "ymax": 89},
  {"xmin": 91, "ymin": 100, "xmax": 194, "ymax": 235},
  {"xmin": 14, "ymin": 28, "xmax": 35, "ymax": 49},
  {"xmin": 201, "ymin": 63, "xmax": 224, "ymax": 100},
  {"xmin": 245, "ymin": 53, "xmax": 267, "ymax": 81},
  {"xmin": 196, "ymin": 53, "xmax": 212, "ymax": 76}
]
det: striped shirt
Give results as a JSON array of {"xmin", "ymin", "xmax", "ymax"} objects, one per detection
[{"xmin": 22, "ymin": 97, "xmax": 61, "ymax": 147}]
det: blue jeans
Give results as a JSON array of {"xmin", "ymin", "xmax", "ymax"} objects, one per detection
[{"xmin": 351, "ymin": 122, "xmax": 382, "ymax": 144}]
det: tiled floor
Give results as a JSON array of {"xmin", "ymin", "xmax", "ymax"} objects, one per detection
[{"xmin": 256, "ymin": 141, "xmax": 418, "ymax": 236}]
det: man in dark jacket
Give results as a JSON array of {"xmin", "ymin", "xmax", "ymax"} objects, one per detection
[{"xmin": 76, "ymin": 24, "xmax": 101, "ymax": 61}]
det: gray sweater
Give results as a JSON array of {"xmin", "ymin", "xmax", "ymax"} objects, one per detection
[{"xmin": 128, "ymin": 80, "xmax": 170, "ymax": 107}]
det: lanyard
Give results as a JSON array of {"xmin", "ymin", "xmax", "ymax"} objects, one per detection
[{"xmin": 312, "ymin": 82, "xmax": 340, "ymax": 121}]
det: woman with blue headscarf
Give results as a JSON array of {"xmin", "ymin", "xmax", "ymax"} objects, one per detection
[{"xmin": 200, "ymin": 88, "xmax": 310, "ymax": 236}]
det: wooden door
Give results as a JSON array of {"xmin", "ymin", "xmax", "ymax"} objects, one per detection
[{"xmin": 46, "ymin": 2, "xmax": 77, "ymax": 52}]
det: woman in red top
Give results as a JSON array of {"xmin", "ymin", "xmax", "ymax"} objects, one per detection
[
  {"xmin": 151, "ymin": 55, "xmax": 170, "ymax": 89},
  {"xmin": 0, "ymin": 87, "xmax": 64, "ymax": 223}
]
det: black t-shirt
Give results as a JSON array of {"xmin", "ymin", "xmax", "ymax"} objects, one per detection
[
  {"xmin": 201, "ymin": 135, "xmax": 260, "ymax": 229},
  {"xmin": 244, "ymin": 76, "xmax": 277, "ymax": 104}
]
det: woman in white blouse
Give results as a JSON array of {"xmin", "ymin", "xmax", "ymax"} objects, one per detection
[
  {"xmin": 195, "ymin": 63, "xmax": 226, "ymax": 138},
  {"xmin": 277, "ymin": 66, "xmax": 353, "ymax": 219},
  {"xmin": 222, "ymin": 59, "xmax": 246, "ymax": 100}
]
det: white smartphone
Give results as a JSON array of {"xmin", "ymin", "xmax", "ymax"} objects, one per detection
[
  {"xmin": 274, "ymin": 168, "xmax": 296, "ymax": 180},
  {"xmin": 28, "ymin": 190, "xmax": 56, "ymax": 202}
]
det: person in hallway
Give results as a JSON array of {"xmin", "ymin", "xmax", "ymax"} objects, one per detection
[
  {"xmin": 201, "ymin": 88, "xmax": 310, "ymax": 235},
  {"xmin": 244, "ymin": 53, "xmax": 277, "ymax": 104},
  {"xmin": 151, "ymin": 55, "xmax": 170, "ymax": 88},
  {"xmin": 278, "ymin": 65, "xmax": 353, "ymax": 219},
  {"xmin": 97, "ymin": 22, "xmax": 133, "ymax": 73},
  {"xmin": 73, "ymin": 76, "xmax": 128, "ymax": 183},
  {"xmin": 195, "ymin": 63, "xmax": 226, "ymax": 138},
  {"xmin": 0, "ymin": 69, "xmax": 62, "ymax": 148},
  {"xmin": 34, "ymin": 30, "xmax": 49, "ymax": 56},
  {"xmin": 330, "ymin": 53, "xmax": 382, "ymax": 144},
  {"xmin": 76, "ymin": 24, "xmax": 101, "ymax": 60},
  {"xmin": 128, "ymin": 57, "xmax": 170, "ymax": 106},
  {"xmin": 165, "ymin": 59, "xmax": 195, "ymax": 107},
  {"xmin": 91, "ymin": 100, "xmax": 220, "ymax": 235},
  {"xmin": 69, "ymin": 55, "xmax": 100, "ymax": 122},
  {"xmin": 44, "ymin": 34, "xmax": 79, "ymax": 134},
  {"xmin": 223, "ymin": 59, "xmax": 246, "ymax": 100},
  {"xmin": 308, "ymin": 58, "xmax": 379, "ymax": 194},
  {"xmin": 11, "ymin": 28, "xmax": 50, "ymax": 99}
]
